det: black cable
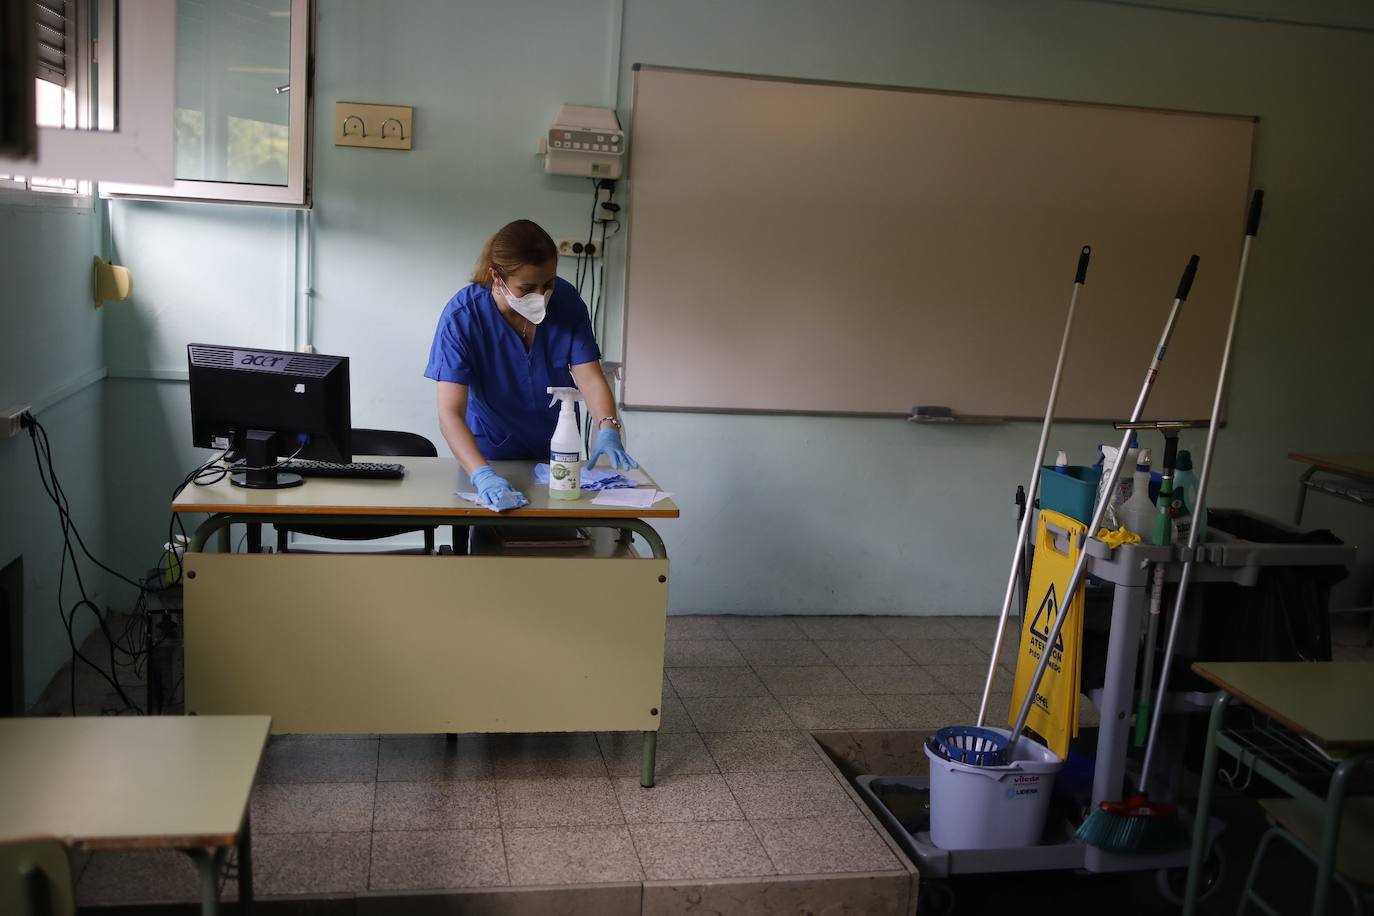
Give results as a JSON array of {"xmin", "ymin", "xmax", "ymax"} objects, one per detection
[
  {"xmin": 23, "ymin": 416, "xmax": 283, "ymax": 715},
  {"xmin": 578, "ymin": 178, "xmax": 599, "ymax": 292},
  {"xmin": 595, "ymin": 218, "xmax": 610, "ymax": 331},
  {"xmin": 587, "ymin": 244, "xmax": 597, "ymax": 329},
  {"xmin": 33, "ymin": 427, "xmax": 147, "ymax": 700},
  {"xmin": 26, "ymin": 417, "xmax": 146, "ymax": 713},
  {"xmin": 32, "ymin": 420, "xmax": 146, "ymax": 595}
]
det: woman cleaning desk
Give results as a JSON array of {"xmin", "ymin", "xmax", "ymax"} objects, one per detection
[{"xmin": 425, "ymin": 219, "xmax": 636, "ymax": 510}]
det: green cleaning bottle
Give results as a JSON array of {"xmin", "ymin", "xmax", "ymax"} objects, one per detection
[{"xmin": 1152, "ymin": 474, "xmax": 1174, "ymax": 546}]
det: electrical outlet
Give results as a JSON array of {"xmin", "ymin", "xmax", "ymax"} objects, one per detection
[
  {"xmin": 557, "ymin": 239, "xmax": 599, "ymax": 258},
  {"xmin": 2, "ymin": 405, "xmax": 32, "ymax": 439}
]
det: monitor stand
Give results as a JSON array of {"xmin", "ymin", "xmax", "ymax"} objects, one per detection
[{"xmin": 231, "ymin": 429, "xmax": 305, "ymax": 489}]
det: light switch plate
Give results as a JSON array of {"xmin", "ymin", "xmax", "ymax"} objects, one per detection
[{"xmin": 335, "ymin": 102, "xmax": 413, "ymax": 151}]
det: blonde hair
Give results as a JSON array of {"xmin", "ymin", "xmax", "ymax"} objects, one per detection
[{"xmin": 471, "ymin": 219, "xmax": 558, "ymax": 286}]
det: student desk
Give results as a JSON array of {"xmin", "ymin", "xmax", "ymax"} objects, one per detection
[
  {"xmin": 172, "ymin": 458, "xmax": 677, "ymax": 786},
  {"xmin": 1289, "ymin": 452, "xmax": 1374, "ymax": 525},
  {"xmin": 0, "ymin": 715, "xmax": 269, "ymax": 915},
  {"xmin": 1290, "ymin": 451, "xmax": 1374, "ymax": 643},
  {"xmin": 1183, "ymin": 661, "xmax": 1374, "ymax": 916}
]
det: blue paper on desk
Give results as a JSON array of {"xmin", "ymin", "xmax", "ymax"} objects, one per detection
[{"xmin": 533, "ymin": 464, "xmax": 634, "ymax": 491}]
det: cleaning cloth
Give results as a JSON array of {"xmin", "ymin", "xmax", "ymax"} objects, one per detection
[
  {"xmin": 1096, "ymin": 527, "xmax": 1142, "ymax": 548},
  {"xmin": 533, "ymin": 463, "xmax": 634, "ymax": 491}
]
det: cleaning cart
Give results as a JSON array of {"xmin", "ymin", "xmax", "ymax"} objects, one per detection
[
  {"xmin": 861, "ymin": 189, "xmax": 1353, "ymax": 907},
  {"xmin": 856, "ymin": 521, "xmax": 1354, "ymax": 902}
]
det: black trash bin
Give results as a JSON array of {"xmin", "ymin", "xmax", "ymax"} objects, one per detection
[
  {"xmin": 1189, "ymin": 508, "xmax": 1346, "ymax": 668},
  {"xmin": 1077, "ymin": 509, "xmax": 1348, "ymax": 696}
]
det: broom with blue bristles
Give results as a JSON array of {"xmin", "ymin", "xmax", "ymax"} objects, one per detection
[{"xmin": 1077, "ymin": 189, "xmax": 1264, "ymax": 854}]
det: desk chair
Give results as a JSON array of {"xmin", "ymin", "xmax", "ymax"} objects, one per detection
[
  {"xmin": 275, "ymin": 428, "xmax": 466, "ymax": 554},
  {"xmin": 1, "ymin": 838, "xmax": 74, "ymax": 916}
]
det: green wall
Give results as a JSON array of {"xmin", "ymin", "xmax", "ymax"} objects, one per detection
[
  {"xmin": 0, "ymin": 199, "xmax": 108, "ymax": 705},
  {"xmin": 103, "ymin": 0, "xmax": 1374, "ymax": 615}
]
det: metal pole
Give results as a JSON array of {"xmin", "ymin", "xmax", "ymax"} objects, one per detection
[
  {"xmin": 977, "ymin": 246, "xmax": 1091, "ymax": 725},
  {"xmin": 1008, "ymin": 253, "xmax": 1199, "ymax": 752},
  {"xmin": 1139, "ymin": 191, "xmax": 1262, "ymax": 792}
]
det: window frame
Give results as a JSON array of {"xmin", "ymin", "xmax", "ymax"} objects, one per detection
[
  {"xmin": 1, "ymin": 1, "xmax": 91, "ymax": 204},
  {"xmin": 102, "ymin": 0, "xmax": 315, "ymax": 208},
  {"xmin": 0, "ymin": 0, "xmax": 176, "ymax": 186}
]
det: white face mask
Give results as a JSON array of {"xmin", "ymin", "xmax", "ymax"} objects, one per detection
[{"xmin": 498, "ymin": 281, "xmax": 552, "ymax": 325}]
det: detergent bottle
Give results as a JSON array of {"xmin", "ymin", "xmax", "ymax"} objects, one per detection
[
  {"xmin": 546, "ymin": 387, "xmax": 585, "ymax": 501},
  {"xmin": 1172, "ymin": 449, "xmax": 1207, "ymax": 543}
]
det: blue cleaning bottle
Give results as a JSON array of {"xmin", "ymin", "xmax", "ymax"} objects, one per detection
[{"xmin": 1172, "ymin": 449, "xmax": 1207, "ymax": 542}]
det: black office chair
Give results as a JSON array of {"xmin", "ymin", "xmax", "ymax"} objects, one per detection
[{"xmin": 275, "ymin": 428, "xmax": 445, "ymax": 554}]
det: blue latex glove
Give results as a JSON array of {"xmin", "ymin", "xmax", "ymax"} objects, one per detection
[
  {"xmin": 470, "ymin": 465, "xmax": 528, "ymax": 512},
  {"xmin": 587, "ymin": 427, "xmax": 639, "ymax": 470}
]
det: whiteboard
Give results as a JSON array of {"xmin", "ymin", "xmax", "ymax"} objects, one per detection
[{"xmin": 623, "ymin": 66, "xmax": 1256, "ymax": 420}]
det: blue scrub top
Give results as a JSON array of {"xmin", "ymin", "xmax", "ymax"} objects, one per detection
[{"xmin": 424, "ymin": 277, "xmax": 601, "ymax": 460}]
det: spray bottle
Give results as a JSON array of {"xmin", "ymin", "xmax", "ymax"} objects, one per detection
[
  {"xmin": 546, "ymin": 387, "xmax": 585, "ymax": 501},
  {"xmin": 1120, "ymin": 448, "xmax": 1156, "ymax": 538}
]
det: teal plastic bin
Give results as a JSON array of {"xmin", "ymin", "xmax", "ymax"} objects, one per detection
[{"xmin": 1039, "ymin": 466, "xmax": 1102, "ymax": 526}]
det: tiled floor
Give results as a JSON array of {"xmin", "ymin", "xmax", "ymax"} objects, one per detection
[
  {"xmin": 46, "ymin": 612, "xmax": 1374, "ymax": 913},
  {"xmin": 72, "ymin": 613, "xmax": 1048, "ymax": 913}
]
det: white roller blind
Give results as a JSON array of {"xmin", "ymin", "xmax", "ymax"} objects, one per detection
[{"xmin": 34, "ymin": 0, "xmax": 70, "ymax": 87}]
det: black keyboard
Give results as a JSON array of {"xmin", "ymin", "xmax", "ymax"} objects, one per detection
[{"xmin": 280, "ymin": 459, "xmax": 406, "ymax": 479}]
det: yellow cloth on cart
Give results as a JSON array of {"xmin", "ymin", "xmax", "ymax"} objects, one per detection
[
  {"xmin": 1009, "ymin": 508, "xmax": 1086, "ymax": 758},
  {"xmin": 1096, "ymin": 526, "xmax": 1141, "ymax": 548}
]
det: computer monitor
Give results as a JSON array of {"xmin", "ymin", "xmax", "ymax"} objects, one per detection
[{"xmin": 187, "ymin": 343, "xmax": 352, "ymax": 489}]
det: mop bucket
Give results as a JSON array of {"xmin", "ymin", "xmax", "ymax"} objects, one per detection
[{"xmin": 924, "ymin": 726, "xmax": 1063, "ymax": 849}]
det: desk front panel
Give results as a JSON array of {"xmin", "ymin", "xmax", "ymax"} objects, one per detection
[{"xmin": 185, "ymin": 553, "xmax": 669, "ymax": 734}]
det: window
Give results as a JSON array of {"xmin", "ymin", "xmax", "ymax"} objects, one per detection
[
  {"xmin": 103, "ymin": 0, "xmax": 314, "ymax": 207},
  {"xmin": 0, "ymin": 1, "xmax": 91, "ymax": 200},
  {"xmin": 0, "ymin": 0, "xmax": 176, "ymax": 186}
]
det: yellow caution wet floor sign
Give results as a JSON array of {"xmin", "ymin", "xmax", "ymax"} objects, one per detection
[{"xmin": 1009, "ymin": 508, "xmax": 1085, "ymax": 758}]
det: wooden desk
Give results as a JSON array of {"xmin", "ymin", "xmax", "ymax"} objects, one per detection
[
  {"xmin": 172, "ymin": 457, "xmax": 680, "ymax": 522},
  {"xmin": 0, "ymin": 715, "xmax": 270, "ymax": 914},
  {"xmin": 1183, "ymin": 662, "xmax": 1374, "ymax": 916},
  {"xmin": 173, "ymin": 458, "xmax": 676, "ymax": 786},
  {"xmin": 1288, "ymin": 452, "xmax": 1374, "ymax": 642},
  {"xmin": 1289, "ymin": 451, "xmax": 1374, "ymax": 525}
]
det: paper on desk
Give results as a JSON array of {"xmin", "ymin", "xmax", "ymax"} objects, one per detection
[{"xmin": 591, "ymin": 488, "xmax": 672, "ymax": 509}]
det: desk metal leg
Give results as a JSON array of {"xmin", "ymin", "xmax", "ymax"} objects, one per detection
[
  {"xmin": 236, "ymin": 813, "xmax": 255, "ymax": 914},
  {"xmin": 246, "ymin": 523, "xmax": 262, "ymax": 554},
  {"xmin": 183, "ymin": 846, "xmax": 226, "ymax": 916},
  {"xmin": 1294, "ymin": 465, "xmax": 1316, "ymax": 525},
  {"xmin": 1183, "ymin": 693, "xmax": 1228, "ymax": 916},
  {"xmin": 1313, "ymin": 754, "xmax": 1365, "ymax": 916},
  {"xmin": 641, "ymin": 731, "xmax": 658, "ymax": 787}
]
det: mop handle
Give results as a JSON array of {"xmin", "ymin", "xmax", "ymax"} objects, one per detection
[
  {"xmin": 1007, "ymin": 254, "xmax": 1199, "ymax": 752},
  {"xmin": 977, "ymin": 245, "xmax": 1091, "ymax": 726},
  {"xmin": 1139, "ymin": 190, "xmax": 1263, "ymax": 792},
  {"xmin": 1134, "ymin": 563, "xmax": 1166, "ymax": 746}
]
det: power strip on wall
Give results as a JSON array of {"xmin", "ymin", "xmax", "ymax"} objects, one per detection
[{"xmin": 1, "ymin": 405, "xmax": 32, "ymax": 439}]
